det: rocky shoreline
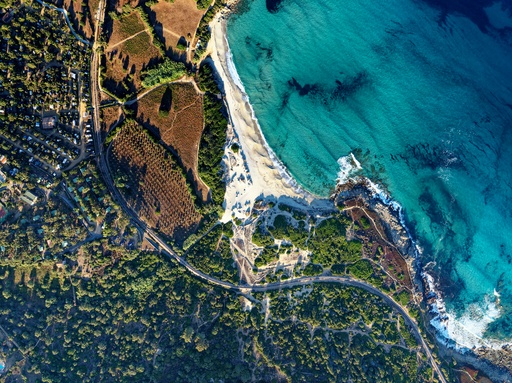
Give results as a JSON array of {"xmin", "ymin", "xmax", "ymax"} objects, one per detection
[
  {"xmin": 209, "ymin": 3, "xmax": 511, "ymax": 381},
  {"xmin": 333, "ymin": 179, "xmax": 512, "ymax": 382}
]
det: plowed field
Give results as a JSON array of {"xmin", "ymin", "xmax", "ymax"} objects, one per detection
[{"xmin": 109, "ymin": 121, "xmax": 202, "ymax": 243}]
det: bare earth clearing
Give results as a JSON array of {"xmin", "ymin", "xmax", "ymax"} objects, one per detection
[
  {"xmin": 150, "ymin": 0, "xmax": 205, "ymax": 55},
  {"xmin": 134, "ymin": 82, "xmax": 209, "ymax": 202}
]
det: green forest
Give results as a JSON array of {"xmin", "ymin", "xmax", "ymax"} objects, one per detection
[{"xmin": 0, "ymin": 248, "xmax": 447, "ymax": 382}]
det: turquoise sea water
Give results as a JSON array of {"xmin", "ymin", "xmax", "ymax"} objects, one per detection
[{"xmin": 228, "ymin": 0, "xmax": 512, "ymax": 340}]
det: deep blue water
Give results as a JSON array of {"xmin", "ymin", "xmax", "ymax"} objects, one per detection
[{"xmin": 228, "ymin": 0, "xmax": 512, "ymax": 340}]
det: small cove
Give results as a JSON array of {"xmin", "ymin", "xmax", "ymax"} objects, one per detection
[{"xmin": 227, "ymin": 0, "xmax": 512, "ymax": 345}]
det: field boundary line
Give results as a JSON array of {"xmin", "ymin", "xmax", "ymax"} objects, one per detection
[{"xmin": 107, "ymin": 28, "xmax": 150, "ymax": 50}]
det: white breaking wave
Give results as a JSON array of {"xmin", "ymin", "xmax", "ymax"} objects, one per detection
[
  {"xmin": 337, "ymin": 153, "xmax": 508, "ymax": 350},
  {"xmin": 223, "ymin": 34, "xmax": 313, "ymax": 198},
  {"xmin": 336, "ymin": 153, "xmax": 362, "ymax": 184},
  {"xmin": 225, "ymin": 37, "xmax": 248, "ymax": 95},
  {"xmin": 426, "ymin": 271, "xmax": 504, "ymax": 350}
]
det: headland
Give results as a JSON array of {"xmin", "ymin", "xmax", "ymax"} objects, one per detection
[{"xmin": 207, "ymin": 5, "xmax": 512, "ymax": 382}]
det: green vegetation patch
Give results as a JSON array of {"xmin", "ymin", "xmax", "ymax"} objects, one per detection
[
  {"xmin": 185, "ymin": 223, "xmax": 238, "ymax": 283},
  {"xmin": 251, "ymin": 222, "xmax": 274, "ymax": 247},
  {"xmin": 302, "ymin": 263, "xmax": 323, "ymax": 276},
  {"xmin": 0, "ymin": 246, "xmax": 451, "ymax": 382},
  {"xmin": 396, "ymin": 289, "xmax": 412, "ymax": 306},
  {"xmin": 309, "ymin": 216, "xmax": 362, "ymax": 266},
  {"xmin": 197, "ymin": 62, "xmax": 219, "ymax": 93},
  {"xmin": 197, "ymin": 64, "xmax": 228, "ymax": 206},
  {"xmin": 0, "ymin": 251, "xmax": 252, "ymax": 382},
  {"xmin": 254, "ymin": 246, "xmax": 279, "ymax": 268},
  {"xmin": 193, "ymin": 0, "xmax": 227, "ymax": 61},
  {"xmin": 141, "ymin": 59, "xmax": 187, "ymax": 88},
  {"xmin": 261, "ymin": 284, "xmax": 440, "ymax": 382},
  {"xmin": 277, "ymin": 202, "xmax": 307, "ymax": 221},
  {"xmin": 268, "ymin": 214, "xmax": 309, "ymax": 248},
  {"xmin": 134, "ymin": 6, "xmax": 166, "ymax": 55},
  {"xmin": 359, "ymin": 215, "xmax": 371, "ymax": 229},
  {"xmin": 196, "ymin": 0, "xmax": 212, "ymax": 10},
  {"xmin": 119, "ymin": 11, "xmax": 146, "ymax": 36},
  {"xmin": 347, "ymin": 259, "xmax": 374, "ymax": 280},
  {"xmin": 124, "ymin": 31, "xmax": 152, "ymax": 55}
]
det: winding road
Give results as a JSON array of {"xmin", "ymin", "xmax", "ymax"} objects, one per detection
[
  {"xmin": 35, "ymin": 0, "xmax": 91, "ymax": 46},
  {"xmin": 88, "ymin": 4, "xmax": 447, "ymax": 382}
]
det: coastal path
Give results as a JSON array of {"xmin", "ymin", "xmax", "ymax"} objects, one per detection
[{"xmin": 88, "ymin": 8, "xmax": 447, "ymax": 383}]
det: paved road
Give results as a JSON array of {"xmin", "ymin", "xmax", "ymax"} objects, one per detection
[
  {"xmin": 93, "ymin": 97, "xmax": 448, "ymax": 383},
  {"xmin": 144, "ymin": 224, "xmax": 447, "ymax": 383},
  {"xmin": 88, "ymin": 6, "xmax": 446, "ymax": 382},
  {"xmin": 91, "ymin": 0, "xmax": 106, "ymax": 159}
]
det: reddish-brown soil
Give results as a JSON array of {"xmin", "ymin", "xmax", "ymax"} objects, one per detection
[
  {"xmin": 149, "ymin": 0, "xmax": 205, "ymax": 51},
  {"xmin": 104, "ymin": 11, "xmax": 162, "ymax": 98},
  {"xmin": 100, "ymin": 105, "xmax": 124, "ymax": 134},
  {"xmin": 459, "ymin": 367, "xmax": 493, "ymax": 383},
  {"xmin": 344, "ymin": 199, "xmax": 414, "ymax": 290},
  {"xmin": 134, "ymin": 82, "xmax": 209, "ymax": 202},
  {"xmin": 109, "ymin": 122, "xmax": 202, "ymax": 243}
]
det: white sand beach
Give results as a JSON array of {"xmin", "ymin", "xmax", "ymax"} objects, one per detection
[{"xmin": 209, "ymin": 14, "xmax": 318, "ymax": 222}]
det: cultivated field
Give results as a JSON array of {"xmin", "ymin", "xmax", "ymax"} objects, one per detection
[
  {"xmin": 149, "ymin": 0, "xmax": 205, "ymax": 55},
  {"xmin": 108, "ymin": 11, "xmax": 146, "ymax": 43},
  {"xmin": 103, "ymin": 11, "xmax": 162, "ymax": 99},
  {"xmin": 109, "ymin": 121, "xmax": 202, "ymax": 243},
  {"xmin": 134, "ymin": 82, "xmax": 209, "ymax": 202}
]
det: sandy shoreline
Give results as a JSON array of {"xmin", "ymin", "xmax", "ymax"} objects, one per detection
[
  {"xmin": 207, "ymin": 6, "xmax": 512, "ymax": 381},
  {"xmin": 209, "ymin": 13, "xmax": 328, "ymax": 222}
]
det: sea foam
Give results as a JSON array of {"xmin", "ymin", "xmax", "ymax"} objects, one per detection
[
  {"xmin": 337, "ymin": 154, "xmax": 508, "ymax": 350},
  {"xmin": 227, "ymin": 0, "xmax": 512, "ymax": 349},
  {"xmin": 336, "ymin": 153, "xmax": 362, "ymax": 184}
]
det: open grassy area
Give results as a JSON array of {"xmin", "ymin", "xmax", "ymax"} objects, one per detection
[
  {"xmin": 133, "ymin": 82, "xmax": 209, "ymax": 202},
  {"xmin": 103, "ymin": 11, "xmax": 162, "ymax": 100},
  {"xmin": 149, "ymin": 0, "xmax": 205, "ymax": 53}
]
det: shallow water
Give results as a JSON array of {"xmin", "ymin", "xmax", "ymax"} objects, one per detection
[{"xmin": 228, "ymin": 0, "xmax": 512, "ymax": 343}]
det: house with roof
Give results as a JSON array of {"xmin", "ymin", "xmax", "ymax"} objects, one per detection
[
  {"xmin": 21, "ymin": 191, "xmax": 38, "ymax": 206},
  {"xmin": 42, "ymin": 115, "xmax": 57, "ymax": 130}
]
